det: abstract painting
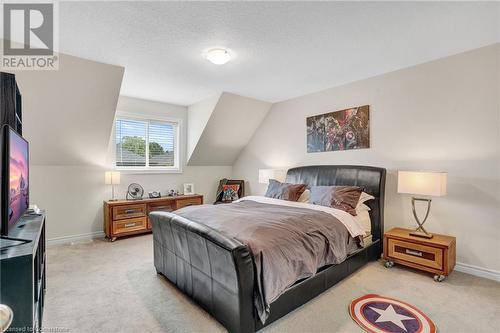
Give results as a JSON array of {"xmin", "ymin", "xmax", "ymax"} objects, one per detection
[{"xmin": 306, "ymin": 105, "xmax": 370, "ymax": 153}]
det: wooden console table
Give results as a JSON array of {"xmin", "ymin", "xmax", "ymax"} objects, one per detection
[{"xmin": 104, "ymin": 195, "xmax": 203, "ymax": 241}]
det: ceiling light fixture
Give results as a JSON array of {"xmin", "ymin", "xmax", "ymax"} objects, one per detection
[{"xmin": 205, "ymin": 48, "xmax": 232, "ymax": 65}]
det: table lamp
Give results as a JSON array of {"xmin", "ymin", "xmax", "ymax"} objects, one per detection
[
  {"xmin": 258, "ymin": 169, "xmax": 287, "ymax": 184},
  {"xmin": 397, "ymin": 171, "xmax": 447, "ymax": 239},
  {"xmin": 105, "ymin": 171, "xmax": 121, "ymax": 201}
]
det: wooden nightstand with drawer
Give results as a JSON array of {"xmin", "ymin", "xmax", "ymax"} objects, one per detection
[
  {"xmin": 104, "ymin": 194, "xmax": 203, "ymax": 241},
  {"xmin": 383, "ymin": 227, "xmax": 456, "ymax": 282}
]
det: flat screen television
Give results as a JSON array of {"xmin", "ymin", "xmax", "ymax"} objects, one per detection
[{"xmin": 1, "ymin": 125, "xmax": 29, "ymax": 236}]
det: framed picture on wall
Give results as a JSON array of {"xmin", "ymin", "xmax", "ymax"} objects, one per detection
[
  {"xmin": 183, "ymin": 183, "xmax": 195, "ymax": 195},
  {"xmin": 306, "ymin": 105, "xmax": 370, "ymax": 153}
]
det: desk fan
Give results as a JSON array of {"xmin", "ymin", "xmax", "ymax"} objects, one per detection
[{"xmin": 127, "ymin": 183, "xmax": 144, "ymax": 200}]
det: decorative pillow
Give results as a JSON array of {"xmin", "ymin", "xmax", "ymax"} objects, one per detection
[
  {"xmin": 297, "ymin": 189, "xmax": 310, "ymax": 203},
  {"xmin": 265, "ymin": 179, "xmax": 307, "ymax": 202},
  {"xmin": 310, "ymin": 185, "xmax": 363, "ymax": 216},
  {"xmin": 222, "ymin": 184, "xmax": 240, "ymax": 202}
]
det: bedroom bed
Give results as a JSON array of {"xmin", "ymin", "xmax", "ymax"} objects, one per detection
[{"xmin": 150, "ymin": 165, "xmax": 386, "ymax": 333}]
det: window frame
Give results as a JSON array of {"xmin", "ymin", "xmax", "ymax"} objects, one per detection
[{"xmin": 114, "ymin": 112, "xmax": 182, "ymax": 174}]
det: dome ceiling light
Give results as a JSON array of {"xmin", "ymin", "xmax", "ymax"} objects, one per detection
[{"xmin": 205, "ymin": 48, "xmax": 232, "ymax": 65}]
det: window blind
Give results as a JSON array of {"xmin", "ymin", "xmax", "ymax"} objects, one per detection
[
  {"xmin": 149, "ymin": 122, "xmax": 175, "ymax": 167},
  {"xmin": 115, "ymin": 118, "xmax": 177, "ymax": 169},
  {"xmin": 115, "ymin": 119, "xmax": 147, "ymax": 167}
]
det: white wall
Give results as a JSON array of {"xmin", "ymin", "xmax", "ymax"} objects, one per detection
[
  {"xmin": 188, "ymin": 93, "xmax": 272, "ymax": 166},
  {"xmin": 10, "ymin": 52, "xmax": 125, "ymax": 241},
  {"xmin": 15, "ymin": 53, "xmax": 124, "ymax": 166},
  {"xmin": 187, "ymin": 94, "xmax": 220, "ymax": 161},
  {"xmin": 29, "ymin": 93, "xmax": 231, "ymax": 240},
  {"xmin": 30, "ymin": 166, "xmax": 108, "ymax": 239},
  {"xmin": 113, "ymin": 96, "xmax": 232, "ymax": 202},
  {"xmin": 233, "ymin": 44, "xmax": 500, "ymax": 273},
  {"xmin": 30, "ymin": 163, "xmax": 231, "ymax": 240}
]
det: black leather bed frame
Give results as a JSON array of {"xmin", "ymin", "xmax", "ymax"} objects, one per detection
[{"xmin": 151, "ymin": 165, "xmax": 386, "ymax": 333}]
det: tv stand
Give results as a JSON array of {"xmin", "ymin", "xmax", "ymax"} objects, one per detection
[{"xmin": 0, "ymin": 212, "xmax": 46, "ymax": 331}]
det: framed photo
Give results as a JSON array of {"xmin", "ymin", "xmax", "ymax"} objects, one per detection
[
  {"xmin": 306, "ymin": 105, "xmax": 370, "ymax": 153},
  {"xmin": 183, "ymin": 183, "xmax": 194, "ymax": 195}
]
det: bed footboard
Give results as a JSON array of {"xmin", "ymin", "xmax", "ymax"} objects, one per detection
[{"xmin": 150, "ymin": 211, "xmax": 255, "ymax": 333}]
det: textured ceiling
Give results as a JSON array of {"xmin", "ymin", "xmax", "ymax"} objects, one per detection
[{"xmin": 59, "ymin": 1, "xmax": 499, "ymax": 106}]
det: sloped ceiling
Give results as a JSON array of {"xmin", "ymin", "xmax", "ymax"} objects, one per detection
[
  {"xmin": 187, "ymin": 93, "xmax": 271, "ymax": 166},
  {"xmin": 8, "ymin": 50, "xmax": 124, "ymax": 166}
]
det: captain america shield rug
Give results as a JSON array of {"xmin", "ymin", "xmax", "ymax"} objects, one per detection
[{"xmin": 349, "ymin": 294, "xmax": 437, "ymax": 333}]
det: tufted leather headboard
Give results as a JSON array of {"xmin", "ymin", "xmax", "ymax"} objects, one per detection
[{"xmin": 286, "ymin": 165, "xmax": 386, "ymax": 241}]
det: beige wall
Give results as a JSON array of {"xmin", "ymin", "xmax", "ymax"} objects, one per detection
[{"xmin": 233, "ymin": 44, "xmax": 500, "ymax": 273}]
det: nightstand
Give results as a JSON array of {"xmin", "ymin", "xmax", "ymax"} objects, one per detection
[{"xmin": 383, "ymin": 227, "xmax": 456, "ymax": 282}]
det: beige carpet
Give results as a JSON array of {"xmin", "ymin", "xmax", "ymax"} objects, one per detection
[{"xmin": 44, "ymin": 234, "xmax": 500, "ymax": 333}]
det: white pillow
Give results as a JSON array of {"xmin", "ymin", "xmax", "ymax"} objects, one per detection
[
  {"xmin": 297, "ymin": 189, "xmax": 310, "ymax": 203},
  {"xmin": 355, "ymin": 210, "xmax": 372, "ymax": 235},
  {"xmin": 356, "ymin": 203, "xmax": 371, "ymax": 213},
  {"xmin": 356, "ymin": 192, "xmax": 374, "ymax": 212},
  {"xmin": 358, "ymin": 191, "xmax": 375, "ymax": 204}
]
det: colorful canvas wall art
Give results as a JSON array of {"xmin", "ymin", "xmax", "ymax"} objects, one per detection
[{"xmin": 306, "ymin": 105, "xmax": 370, "ymax": 153}]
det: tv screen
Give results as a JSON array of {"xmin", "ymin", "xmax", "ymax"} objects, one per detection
[{"xmin": 1, "ymin": 125, "xmax": 29, "ymax": 235}]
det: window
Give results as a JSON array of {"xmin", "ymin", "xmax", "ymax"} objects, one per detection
[{"xmin": 115, "ymin": 117, "xmax": 180, "ymax": 171}]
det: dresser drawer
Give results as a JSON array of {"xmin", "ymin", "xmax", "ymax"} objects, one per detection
[
  {"xmin": 113, "ymin": 204, "xmax": 146, "ymax": 220},
  {"xmin": 387, "ymin": 238, "xmax": 443, "ymax": 270},
  {"xmin": 148, "ymin": 202, "xmax": 174, "ymax": 213},
  {"xmin": 147, "ymin": 202, "xmax": 174, "ymax": 229},
  {"xmin": 176, "ymin": 197, "xmax": 202, "ymax": 209},
  {"xmin": 113, "ymin": 217, "xmax": 147, "ymax": 235}
]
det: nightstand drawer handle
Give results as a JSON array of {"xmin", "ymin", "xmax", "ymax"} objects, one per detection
[
  {"xmin": 124, "ymin": 209, "xmax": 137, "ymax": 214},
  {"xmin": 405, "ymin": 249, "xmax": 423, "ymax": 257},
  {"xmin": 124, "ymin": 223, "xmax": 136, "ymax": 228},
  {"xmin": 152, "ymin": 206, "xmax": 170, "ymax": 210}
]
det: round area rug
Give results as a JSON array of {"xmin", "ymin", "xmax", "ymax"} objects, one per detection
[{"xmin": 349, "ymin": 294, "xmax": 436, "ymax": 333}]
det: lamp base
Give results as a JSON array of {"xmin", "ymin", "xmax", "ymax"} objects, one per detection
[
  {"xmin": 410, "ymin": 230, "xmax": 433, "ymax": 239},
  {"xmin": 410, "ymin": 197, "xmax": 433, "ymax": 239}
]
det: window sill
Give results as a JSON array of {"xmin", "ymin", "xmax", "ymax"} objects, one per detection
[{"xmin": 116, "ymin": 168, "xmax": 183, "ymax": 175}]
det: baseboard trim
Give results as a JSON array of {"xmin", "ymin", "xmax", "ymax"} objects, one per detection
[
  {"xmin": 47, "ymin": 231, "xmax": 105, "ymax": 246},
  {"xmin": 455, "ymin": 262, "xmax": 500, "ymax": 282}
]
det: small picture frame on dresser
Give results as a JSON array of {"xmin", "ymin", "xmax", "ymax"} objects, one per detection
[{"xmin": 183, "ymin": 183, "xmax": 194, "ymax": 195}]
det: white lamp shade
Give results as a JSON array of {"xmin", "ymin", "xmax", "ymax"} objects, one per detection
[
  {"xmin": 259, "ymin": 169, "xmax": 287, "ymax": 184},
  {"xmin": 104, "ymin": 171, "xmax": 121, "ymax": 185},
  {"xmin": 398, "ymin": 171, "xmax": 447, "ymax": 197}
]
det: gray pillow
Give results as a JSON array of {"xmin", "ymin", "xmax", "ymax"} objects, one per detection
[
  {"xmin": 265, "ymin": 179, "xmax": 307, "ymax": 202},
  {"xmin": 310, "ymin": 186, "xmax": 362, "ymax": 216}
]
